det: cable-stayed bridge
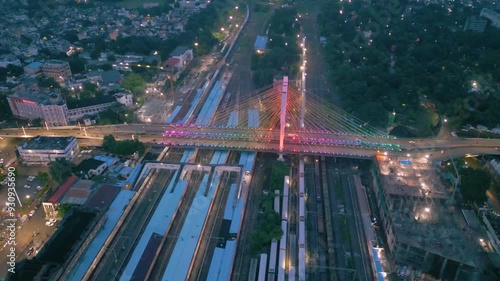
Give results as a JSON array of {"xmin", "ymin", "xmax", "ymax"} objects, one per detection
[{"xmin": 1, "ymin": 77, "xmax": 499, "ymax": 159}]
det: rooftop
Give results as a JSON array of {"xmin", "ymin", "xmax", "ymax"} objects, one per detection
[
  {"xmin": 254, "ymin": 35, "xmax": 268, "ymax": 50},
  {"xmin": 170, "ymin": 45, "xmax": 190, "ymax": 57},
  {"xmin": 377, "ymin": 155, "xmax": 449, "ymax": 199},
  {"xmin": 73, "ymin": 158, "xmax": 106, "ymax": 175},
  {"xmin": 84, "ymin": 184, "xmax": 121, "ymax": 211},
  {"xmin": 87, "ymin": 70, "xmax": 123, "ymax": 85},
  {"xmin": 376, "ymin": 156, "xmax": 482, "ymax": 268},
  {"xmin": 10, "ymin": 91, "xmax": 66, "ymax": 106},
  {"xmin": 68, "ymin": 190, "xmax": 135, "ymax": 281},
  {"xmin": 47, "ymin": 175, "xmax": 79, "ymax": 204},
  {"xmin": 43, "ymin": 59, "xmax": 68, "ymax": 66},
  {"xmin": 26, "ymin": 61, "xmax": 43, "ymax": 69},
  {"xmin": 66, "ymin": 94, "xmax": 116, "ymax": 109},
  {"xmin": 60, "ymin": 180, "xmax": 95, "ymax": 205},
  {"xmin": 19, "ymin": 136, "xmax": 76, "ymax": 151}
]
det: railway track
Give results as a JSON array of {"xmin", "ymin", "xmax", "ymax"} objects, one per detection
[
  {"xmin": 148, "ymin": 170, "xmax": 205, "ymax": 280},
  {"xmin": 89, "ymin": 169, "xmax": 174, "ymax": 280}
]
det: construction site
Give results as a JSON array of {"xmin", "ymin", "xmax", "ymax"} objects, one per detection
[{"xmin": 373, "ymin": 154, "xmax": 486, "ymax": 280}]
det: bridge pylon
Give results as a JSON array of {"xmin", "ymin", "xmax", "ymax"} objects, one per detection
[{"xmin": 278, "ymin": 76, "xmax": 289, "ymax": 161}]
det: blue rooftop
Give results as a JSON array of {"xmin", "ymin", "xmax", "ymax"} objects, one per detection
[
  {"xmin": 26, "ymin": 61, "xmax": 43, "ymax": 69},
  {"xmin": 69, "ymin": 190, "xmax": 135, "ymax": 281},
  {"xmin": 254, "ymin": 36, "xmax": 268, "ymax": 51}
]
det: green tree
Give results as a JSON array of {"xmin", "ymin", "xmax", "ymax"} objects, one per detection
[
  {"xmin": 68, "ymin": 57, "xmax": 87, "ymax": 74},
  {"xmin": 48, "ymin": 158, "xmax": 74, "ymax": 184},
  {"xmin": 0, "ymin": 95, "xmax": 12, "ymax": 120},
  {"xmin": 38, "ymin": 77, "xmax": 60, "ymax": 88},
  {"xmin": 58, "ymin": 203, "xmax": 74, "ymax": 217},
  {"xmin": 459, "ymin": 167, "xmax": 492, "ymax": 204},
  {"xmin": 122, "ymin": 73, "xmax": 146, "ymax": 95},
  {"xmin": 102, "ymin": 135, "xmax": 117, "ymax": 152}
]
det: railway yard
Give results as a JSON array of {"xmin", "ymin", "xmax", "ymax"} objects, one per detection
[{"xmin": 57, "ymin": 2, "xmax": 378, "ymax": 280}]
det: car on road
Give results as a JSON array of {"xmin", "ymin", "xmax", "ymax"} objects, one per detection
[
  {"xmin": 36, "ymin": 186, "xmax": 42, "ymax": 190},
  {"xmin": 45, "ymin": 219, "xmax": 57, "ymax": 226},
  {"xmin": 24, "ymin": 184, "xmax": 30, "ymax": 188},
  {"xmin": 29, "ymin": 210, "xmax": 35, "ymax": 217}
]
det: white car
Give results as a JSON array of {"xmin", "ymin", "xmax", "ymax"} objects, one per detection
[
  {"xmin": 45, "ymin": 219, "xmax": 57, "ymax": 226},
  {"xmin": 36, "ymin": 186, "xmax": 42, "ymax": 190},
  {"xmin": 24, "ymin": 185, "xmax": 30, "ymax": 188},
  {"xmin": 29, "ymin": 210, "xmax": 35, "ymax": 217}
]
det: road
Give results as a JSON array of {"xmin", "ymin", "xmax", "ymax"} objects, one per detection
[
  {"xmin": 300, "ymin": 1, "xmax": 339, "ymax": 106},
  {"xmin": 2, "ymin": 124, "xmax": 500, "ymax": 156}
]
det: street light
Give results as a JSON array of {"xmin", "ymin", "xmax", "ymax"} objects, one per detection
[{"xmin": 221, "ymin": 27, "xmax": 225, "ymax": 31}]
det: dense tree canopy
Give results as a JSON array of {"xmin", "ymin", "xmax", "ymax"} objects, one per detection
[
  {"xmin": 251, "ymin": 7, "xmax": 301, "ymax": 88},
  {"xmin": 459, "ymin": 167, "xmax": 492, "ymax": 204},
  {"xmin": 317, "ymin": 1, "xmax": 500, "ymax": 133},
  {"xmin": 102, "ymin": 135, "xmax": 145, "ymax": 156},
  {"xmin": 122, "ymin": 73, "xmax": 146, "ymax": 95},
  {"xmin": 48, "ymin": 158, "xmax": 74, "ymax": 184}
]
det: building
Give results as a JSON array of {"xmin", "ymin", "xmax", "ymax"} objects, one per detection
[
  {"xmin": 84, "ymin": 184, "xmax": 121, "ymax": 211},
  {"xmin": 254, "ymin": 36, "xmax": 268, "ymax": 54},
  {"xmin": 8, "ymin": 91, "xmax": 69, "ymax": 126},
  {"xmin": 0, "ymin": 81, "xmax": 24, "ymax": 94},
  {"xmin": 0, "ymin": 54, "xmax": 21, "ymax": 68},
  {"xmin": 87, "ymin": 70, "xmax": 123, "ymax": 89},
  {"xmin": 59, "ymin": 179, "xmax": 95, "ymax": 205},
  {"xmin": 67, "ymin": 99, "xmax": 116, "ymax": 122},
  {"xmin": 114, "ymin": 92, "xmax": 134, "ymax": 106},
  {"xmin": 23, "ymin": 61, "xmax": 43, "ymax": 77},
  {"xmin": 17, "ymin": 136, "xmax": 78, "ymax": 165},
  {"xmin": 372, "ymin": 155, "xmax": 484, "ymax": 280},
  {"xmin": 480, "ymin": 8, "xmax": 500, "ymax": 28},
  {"xmin": 42, "ymin": 175, "xmax": 78, "ymax": 218},
  {"xmin": 41, "ymin": 60, "xmax": 72, "ymax": 84},
  {"xmin": 464, "ymin": 16, "xmax": 488, "ymax": 32},
  {"xmin": 73, "ymin": 158, "xmax": 107, "ymax": 179},
  {"xmin": 482, "ymin": 210, "xmax": 500, "ymax": 253},
  {"xmin": 169, "ymin": 46, "xmax": 193, "ymax": 68}
]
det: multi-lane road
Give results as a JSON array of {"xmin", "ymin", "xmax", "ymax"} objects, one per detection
[{"xmin": 1, "ymin": 124, "xmax": 500, "ymax": 160}]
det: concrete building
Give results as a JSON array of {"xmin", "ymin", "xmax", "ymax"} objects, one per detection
[
  {"xmin": 480, "ymin": 8, "xmax": 500, "ymax": 28},
  {"xmin": 482, "ymin": 211, "xmax": 500, "ymax": 254},
  {"xmin": 41, "ymin": 60, "xmax": 72, "ymax": 84},
  {"xmin": 87, "ymin": 70, "xmax": 123, "ymax": 89},
  {"xmin": 114, "ymin": 92, "xmax": 133, "ymax": 106},
  {"xmin": 169, "ymin": 46, "xmax": 193, "ymax": 68},
  {"xmin": 42, "ymin": 175, "xmax": 79, "ymax": 219},
  {"xmin": 67, "ymin": 100, "xmax": 116, "ymax": 122},
  {"xmin": 372, "ymin": 155, "xmax": 484, "ymax": 280},
  {"xmin": 17, "ymin": 136, "xmax": 78, "ymax": 165},
  {"xmin": 73, "ymin": 158, "xmax": 107, "ymax": 179},
  {"xmin": 464, "ymin": 16, "xmax": 488, "ymax": 32},
  {"xmin": 7, "ymin": 91, "xmax": 69, "ymax": 126},
  {"xmin": 0, "ymin": 54, "xmax": 21, "ymax": 68},
  {"xmin": 23, "ymin": 61, "xmax": 43, "ymax": 77}
]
